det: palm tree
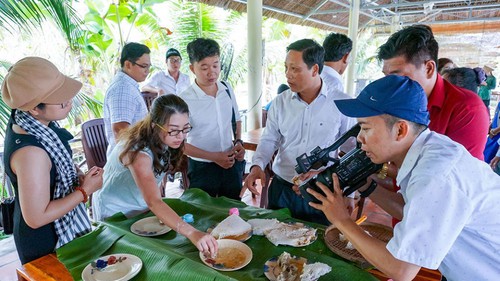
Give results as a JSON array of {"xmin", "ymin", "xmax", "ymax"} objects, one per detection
[{"xmin": 0, "ymin": 0, "xmax": 102, "ymax": 136}]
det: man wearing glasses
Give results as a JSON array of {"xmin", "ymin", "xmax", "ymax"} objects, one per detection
[
  {"xmin": 103, "ymin": 42, "xmax": 151, "ymax": 155},
  {"xmin": 141, "ymin": 48, "xmax": 191, "ymax": 96}
]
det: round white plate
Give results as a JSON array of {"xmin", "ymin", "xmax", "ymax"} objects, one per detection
[
  {"xmin": 130, "ymin": 216, "xmax": 172, "ymax": 237},
  {"xmin": 81, "ymin": 254, "xmax": 142, "ymax": 281},
  {"xmin": 263, "ymin": 255, "xmax": 307, "ymax": 281},
  {"xmin": 199, "ymin": 239, "xmax": 252, "ymax": 271}
]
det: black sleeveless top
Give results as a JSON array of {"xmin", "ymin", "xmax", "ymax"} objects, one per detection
[{"xmin": 3, "ymin": 110, "xmax": 74, "ymax": 264}]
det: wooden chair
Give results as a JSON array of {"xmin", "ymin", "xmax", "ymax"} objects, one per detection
[
  {"xmin": 81, "ymin": 118, "xmax": 108, "ymax": 169},
  {"xmin": 81, "ymin": 118, "xmax": 108, "ymax": 219},
  {"xmin": 141, "ymin": 91, "xmax": 159, "ymax": 111}
]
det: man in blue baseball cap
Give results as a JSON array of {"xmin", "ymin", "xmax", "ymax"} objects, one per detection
[{"xmin": 307, "ymin": 75, "xmax": 500, "ymax": 281}]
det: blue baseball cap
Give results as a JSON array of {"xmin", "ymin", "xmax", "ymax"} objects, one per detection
[{"xmin": 334, "ymin": 75, "xmax": 430, "ymax": 126}]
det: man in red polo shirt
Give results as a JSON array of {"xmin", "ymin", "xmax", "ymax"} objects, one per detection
[
  {"xmin": 359, "ymin": 25, "xmax": 490, "ymax": 223},
  {"xmin": 378, "ymin": 25, "xmax": 489, "ymax": 160}
]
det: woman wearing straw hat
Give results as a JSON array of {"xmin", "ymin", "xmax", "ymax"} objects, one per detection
[
  {"xmin": 478, "ymin": 64, "xmax": 497, "ymax": 110},
  {"xmin": 1, "ymin": 57, "xmax": 103, "ymax": 264}
]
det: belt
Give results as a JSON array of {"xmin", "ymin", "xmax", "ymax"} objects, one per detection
[{"xmin": 273, "ymin": 174, "xmax": 294, "ymax": 186}]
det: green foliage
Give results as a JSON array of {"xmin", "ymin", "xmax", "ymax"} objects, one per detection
[{"xmin": 0, "ymin": 0, "xmax": 83, "ymax": 51}]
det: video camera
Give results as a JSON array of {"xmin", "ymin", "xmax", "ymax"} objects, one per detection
[{"xmin": 295, "ymin": 124, "xmax": 383, "ymax": 203}]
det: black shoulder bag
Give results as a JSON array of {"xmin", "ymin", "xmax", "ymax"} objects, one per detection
[{"xmin": 1, "ymin": 172, "xmax": 15, "ymax": 235}]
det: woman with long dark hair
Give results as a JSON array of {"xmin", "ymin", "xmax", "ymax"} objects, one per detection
[{"xmin": 93, "ymin": 94, "xmax": 217, "ymax": 255}]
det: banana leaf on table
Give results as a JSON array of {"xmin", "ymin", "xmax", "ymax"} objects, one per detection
[{"xmin": 57, "ymin": 188, "xmax": 377, "ymax": 281}]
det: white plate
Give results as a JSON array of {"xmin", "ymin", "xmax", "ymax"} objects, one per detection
[
  {"xmin": 199, "ymin": 239, "xmax": 252, "ymax": 271},
  {"xmin": 263, "ymin": 255, "xmax": 307, "ymax": 281},
  {"xmin": 81, "ymin": 254, "xmax": 142, "ymax": 281},
  {"xmin": 130, "ymin": 216, "xmax": 172, "ymax": 237}
]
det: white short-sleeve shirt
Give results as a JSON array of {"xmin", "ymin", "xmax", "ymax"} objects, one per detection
[
  {"xmin": 142, "ymin": 70, "xmax": 190, "ymax": 95},
  {"xmin": 179, "ymin": 81, "xmax": 241, "ymax": 162},
  {"xmin": 387, "ymin": 129, "xmax": 500, "ymax": 281}
]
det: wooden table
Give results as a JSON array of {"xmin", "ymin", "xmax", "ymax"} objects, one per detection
[
  {"xmin": 241, "ymin": 128, "xmax": 263, "ymax": 151},
  {"xmin": 17, "ymin": 254, "xmax": 72, "ymax": 281}
]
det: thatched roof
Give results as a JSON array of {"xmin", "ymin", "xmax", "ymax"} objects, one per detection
[{"xmin": 190, "ymin": 0, "xmax": 500, "ymax": 34}]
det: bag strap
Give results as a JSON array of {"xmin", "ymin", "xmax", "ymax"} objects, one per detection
[
  {"xmin": 1, "ymin": 172, "xmax": 14, "ymax": 201},
  {"xmin": 220, "ymin": 81, "xmax": 237, "ymax": 139}
]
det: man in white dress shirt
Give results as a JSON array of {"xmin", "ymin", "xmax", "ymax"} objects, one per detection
[
  {"xmin": 242, "ymin": 39, "xmax": 356, "ymax": 225},
  {"xmin": 320, "ymin": 33, "xmax": 352, "ymax": 93},
  {"xmin": 141, "ymin": 48, "xmax": 190, "ymax": 95},
  {"xmin": 179, "ymin": 38, "xmax": 245, "ymax": 200},
  {"xmin": 308, "ymin": 75, "xmax": 500, "ymax": 281}
]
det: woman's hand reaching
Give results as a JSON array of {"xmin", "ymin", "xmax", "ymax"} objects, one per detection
[{"xmin": 189, "ymin": 230, "xmax": 219, "ymax": 258}]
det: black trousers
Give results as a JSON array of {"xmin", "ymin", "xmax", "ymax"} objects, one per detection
[
  {"xmin": 187, "ymin": 158, "xmax": 244, "ymax": 200},
  {"xmin": 267, "ymin": 175, "xmax": 329, "ymax": 225}
]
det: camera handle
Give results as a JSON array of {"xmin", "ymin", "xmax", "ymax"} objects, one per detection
[{"xmin": 295, "ymin": 124, "xmax": 361, "ymax": 174}]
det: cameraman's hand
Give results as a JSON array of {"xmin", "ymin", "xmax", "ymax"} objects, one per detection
[
  {"xmin": 307, "ymin": 173, "xmax": 350, "ymax": 225},
  {"xmin": 240, "ymin": 166, "xmax": 265, "ymax": 197}
]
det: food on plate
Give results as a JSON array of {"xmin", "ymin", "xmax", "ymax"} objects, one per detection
[
  {"xmin": 247, "ymin": 218, "xmax": 280, "ymax": 235},
  {"xmin": 200, "ymin": 239, "xmax": 253, "ymax": 271},
  {"xmin": 210, "ymin": 214, "xmax": 252, "ymax": 239},
  {"xmin": 301, "ymin": 263, "xmax": 332, "ymax": 281},
  {"xmin": 204, "ymin": 247, "xmax": 247, "ymax": 269},
  {"xmin": 265, "ymin": 223, "xmax": 317, "ymax": 247},
  {"xmin": 275, "ymin": 252, "xmax": 331, "ymax": 281}
]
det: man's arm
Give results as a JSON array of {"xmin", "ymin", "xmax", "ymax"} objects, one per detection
[
  {"xmin": 308, "ymin": 175, "xmax": 421, "ymax": 280},
  {"xmin": 364, "ymin": 180, "xmax": 405, "ymax": 220},
  {"xmin": 112, "ymin": 122, "xmax": 130, "ymax": 142}
]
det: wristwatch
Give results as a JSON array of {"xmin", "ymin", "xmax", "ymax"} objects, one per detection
[{"xmin": 233, "ymin": 139, "xmax": 244, "ymax": 146}]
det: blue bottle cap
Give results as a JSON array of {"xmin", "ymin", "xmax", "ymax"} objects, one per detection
[{"xmin": 182, "ymin": 213, "xmax": 194, "ymax": 223}]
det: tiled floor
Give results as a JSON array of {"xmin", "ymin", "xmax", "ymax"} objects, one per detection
[{"xmin": 0, "ymin": 179, "xmax": 391, "ymax": 280}]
